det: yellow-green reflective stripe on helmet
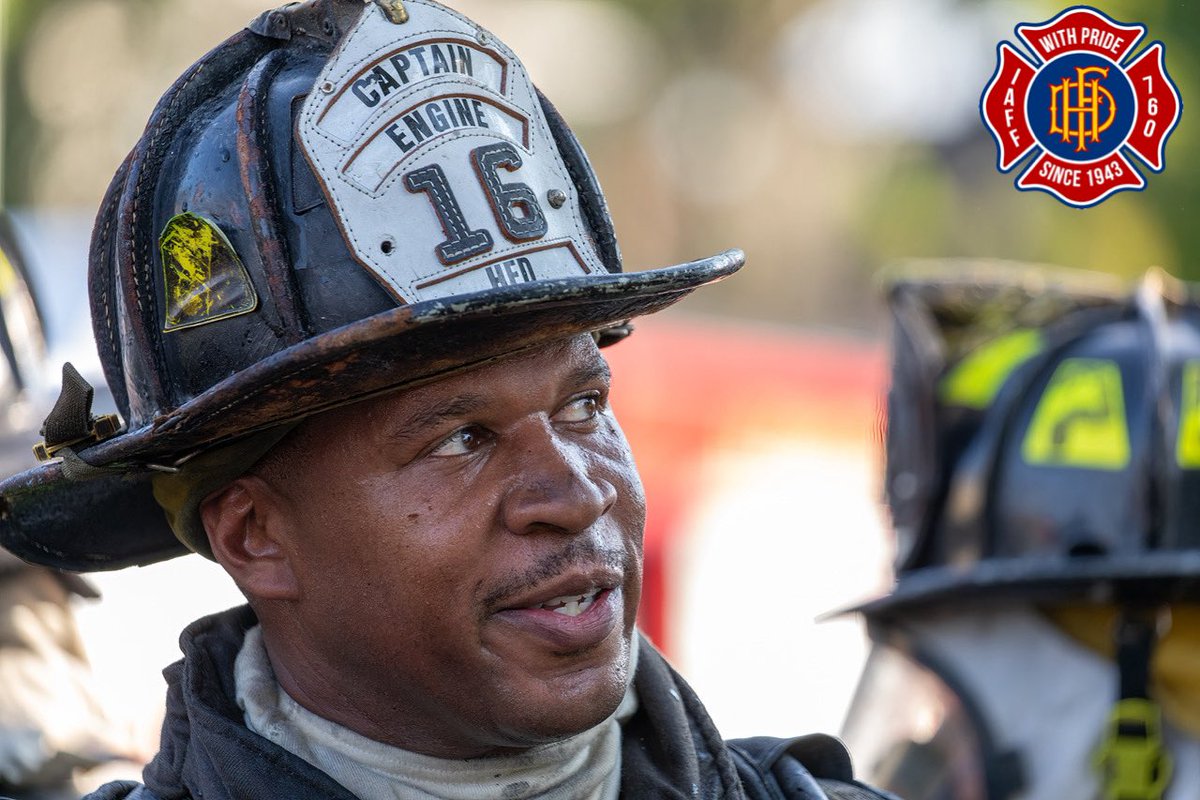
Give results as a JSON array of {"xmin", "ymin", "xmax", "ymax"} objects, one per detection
[
  {"xmin": 938, "ymin": 328, "xmax": 1044, "ymax": 410},
  {"xmin": 1022, "ymin": 358, "xmax": 1131, "ymax": 470},
  {"xmin": 1177, "ymin": 361, "xmax": 1200, "ymax": 468}
]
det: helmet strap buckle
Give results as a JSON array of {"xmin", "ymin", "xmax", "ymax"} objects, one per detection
[
  {"xmin": 33, "ymin": 363, "xmax": 122, "ymax": 463},
  {"xmin": 1093, "ymin": 607, "xmax": 1174, "ymax": 800}
]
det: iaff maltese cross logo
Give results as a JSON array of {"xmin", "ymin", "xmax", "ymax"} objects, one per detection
[{"xmin": 981, "ymin": 6, "xmax": 1181, "ymax": 208}]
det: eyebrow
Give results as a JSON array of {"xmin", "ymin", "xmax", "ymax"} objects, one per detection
[
  {"xmin": 384, "ymin": 394, "xmax": 489, "ymax": 446},
  {"xmin": 384, "ymin": 353, "xmax": 612, "ymax": 444},
  {"xmin": 568, "ymin": 358, "xmax": 612, "ymax": 389}
]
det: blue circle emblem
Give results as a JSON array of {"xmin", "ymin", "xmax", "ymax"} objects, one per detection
[{"xmin": 1026, "ymin": 53, "xmax": 1135, "ymax": 162}]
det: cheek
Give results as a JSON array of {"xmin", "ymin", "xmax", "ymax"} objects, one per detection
[
  {"xmin": 616, "ymin": 471, "xmax": 646, "ymax": 554},
  {"xmin": 297, "ymin": 472, "xmax": 490, "ymax": 601},
  {"xmin": 283, "ymin": 475, "xmax": 415, "ymax": 596},
  {"xmin": 598, "ymin": 422, "xmax": 647, "ymax": 544}
]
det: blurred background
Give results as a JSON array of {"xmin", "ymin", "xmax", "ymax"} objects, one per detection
[{"xmin": 0, "ymin": 0, "xmax": 1196, "ymax": 793}]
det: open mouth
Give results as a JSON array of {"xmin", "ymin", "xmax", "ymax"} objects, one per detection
[
  {"xmin": 535, "ymin": 588, "xmax": 604, "ymax": 617},
  {"xmin": 492, "ymin": 582, "xmax": 621, "ymax": 651}
]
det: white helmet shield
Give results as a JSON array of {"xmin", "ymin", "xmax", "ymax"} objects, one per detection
[{"xmin": 299, "ymin": 0, "xmax": 605, "ymax": 302}]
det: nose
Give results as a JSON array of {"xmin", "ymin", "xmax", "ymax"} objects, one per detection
[{"xmin": 501, "ymin": 420, "xmax": 617, "ymax": 536}]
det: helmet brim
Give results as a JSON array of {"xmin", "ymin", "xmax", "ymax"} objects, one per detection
[
  {"xmin": 0, "ymin": 250, "xmax": 742, "ymax": 571},
  {"xmin": 840, "ymin": 551, "xmax": 1200, "ymax": 619}
]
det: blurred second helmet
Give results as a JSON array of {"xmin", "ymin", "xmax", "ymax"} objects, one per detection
[
  {"xmin": 869, "ymin": 265, "xmax": 1200, "ymax": 611},
  {"xmin": 844, "ymin": 264, "xmax": 1200, "ymax": 800}
]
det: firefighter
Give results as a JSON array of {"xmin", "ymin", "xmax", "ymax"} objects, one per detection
[
  {"xmin": 843, "ymin": 265, "xmax": 1200, "ymax": 800},
  {"xmin": 0, "ymin": 2, "xmax": 896, "ymax": 798}
]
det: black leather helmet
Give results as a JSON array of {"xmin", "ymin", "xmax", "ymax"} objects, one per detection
[
  {"xmin": 0, "ymin": 0, "xmax": 742, "ymax": 571},
  {"xmin": 859, "ymin": 265, "xmax": 1200, "ymax": 617}
]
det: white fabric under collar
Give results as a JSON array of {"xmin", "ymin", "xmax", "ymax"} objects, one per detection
[{"xmin": 234, "ymin": 625, "xmax": 638, "ymax": 800}]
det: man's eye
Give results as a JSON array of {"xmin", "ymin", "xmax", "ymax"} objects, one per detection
[
  {"xmin": 430, "ymin": 425, "xmax": 491, "ymax": 457},
  {"xmin": 557, "ymin": 395, "xmax": 600, "ymax": 423}
]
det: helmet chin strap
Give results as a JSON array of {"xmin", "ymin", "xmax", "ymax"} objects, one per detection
[{"xmin": 1095, "ymin": 606, "xmax": 1173, "ymax": 800}]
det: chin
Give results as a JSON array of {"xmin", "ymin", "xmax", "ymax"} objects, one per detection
[
  {"xmin": 502, "ymin": 680, "xmax": 628, "ymax": 748},
  {"xmin": 493, "ymin": 646, "xmax": 632, "ymax": 748}
]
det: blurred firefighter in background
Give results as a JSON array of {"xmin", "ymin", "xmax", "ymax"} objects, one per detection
[
  {"xmin": 0, "ymin": 214, "xmax": 135, "ymax": 798},
  {"xmin": 840, "ymin": 266, "xmax": 1200, "ymax": 800}
]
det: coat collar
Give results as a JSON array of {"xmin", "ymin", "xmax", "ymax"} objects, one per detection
[{"xmin": 142, "ymin": 605, "xmax": 745, "ymax": 799}]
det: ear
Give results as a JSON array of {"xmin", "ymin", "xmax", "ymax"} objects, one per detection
[{"xmin": 201, "ymin": 476, "xmax": 301, "ymax": 601}]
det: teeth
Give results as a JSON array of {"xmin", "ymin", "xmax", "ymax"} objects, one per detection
[{"xmin": 539, "ymin": 589, "xmax": 601, "ymax": 617}]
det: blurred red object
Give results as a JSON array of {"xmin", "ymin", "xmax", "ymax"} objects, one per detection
[{"xmin": 604, "ymin": 315, "xmax": 885, "ymax": 655}]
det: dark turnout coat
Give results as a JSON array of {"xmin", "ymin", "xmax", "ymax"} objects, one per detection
[{"xmin": 85, "ymin": 607, "xmax": 897, "ymax": 800}]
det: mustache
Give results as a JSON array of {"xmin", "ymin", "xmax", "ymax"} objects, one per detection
[{"xmin": 481, "ymin": 539, "xmax": 628, "ymax": 611}]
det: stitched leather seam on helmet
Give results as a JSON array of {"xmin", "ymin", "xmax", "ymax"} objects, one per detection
[
  {"xmin": 132, "ymin": 64, "xmax": 211, "ymax": 318},
  {"xmin": 125, "ymin": 53, "xmax": 225, "ymax": 412},
  {"xmin": 240, "ymin": 49, "xmax": 305, "ymax": 341},
  {"xmin": 126, "ymin": 35, "xmax": 270, "ymax": 406},
  {"xmin": 538, "ymin": 90, "xmax": 619, "ymax": 274},
  {"xmin": 551, "ymin": 113, "xmax": 613, "ymax": 271},
  {"xmin": 92, "ymin": 155, "xmax": 130, "ymax": 407},
  {"xmin": 255, "ymin": 55, "xmax": 292, "ymax": 334}
]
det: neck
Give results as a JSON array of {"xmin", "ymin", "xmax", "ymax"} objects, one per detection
[
  {"xmin": 236, "ymin": 625, "xmax": 638, "ymax": 800},
  {"xmin": 256, "ymin": 623, "xmax": 495, "ymax": 758}
]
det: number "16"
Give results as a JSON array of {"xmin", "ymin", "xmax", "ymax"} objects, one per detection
[{"xmin": 405, "ymin": 142, "xmax": 549, "ymax": 266}]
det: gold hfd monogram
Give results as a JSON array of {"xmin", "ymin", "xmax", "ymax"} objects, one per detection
[{"xmin": 1049, "ymin": 66, "xmax": 1116, "ymax": 152}]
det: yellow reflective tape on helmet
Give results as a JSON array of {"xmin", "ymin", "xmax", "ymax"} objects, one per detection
[
  {"xmin": 159, "ymin": 212, "xmax": 258, "ymax": 332},
  {"xmin": 939, "ymin": 328, "xmax": 1044, "ymax": 409},
  {"xmin": 1177, "ymin": 361, "xmax": 1200, "ymax": 468},
  {"xmin": 1022, "ymin": 358, "xmax": 1130, "ymax": 470},
  {"xmin": 1094, "ymin": 698, "xmax": 1172, "ymax": 800}
]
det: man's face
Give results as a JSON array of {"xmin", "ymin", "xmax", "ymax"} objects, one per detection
[{"xmin": 253, "ymin": 334, "xmax": 645, "ymax": 757}]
